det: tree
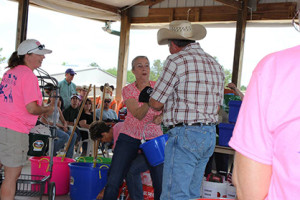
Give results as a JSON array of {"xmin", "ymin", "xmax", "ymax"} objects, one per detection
[
  {"xmin": 0, "ymin": 48, "xmax": 6, "ymax": 64},
  {"xmin": 0, "ymin": 48, "xmax": 6, "ymax": 81},
  {"xmin": 224, "ymin": 68, "xmax": 232, "ymax": 87},
  {"xmin": 150, "ymin": 59, "xmax": 164, "ymax": 81},
  {"xmin": 89, "ymin": 62, "xmax": 99, "ymax": 67},
  {"xmin": 104, "ymin": 67, "xmax": 136, "ymax": 83}
]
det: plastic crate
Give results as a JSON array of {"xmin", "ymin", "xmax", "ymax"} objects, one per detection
[
  {"xmin": 228, "ymin": 100, "xmax": 242, "ymax": 123},
  {"xmin": 218, "ymin": 123, "xmax": 234, "ymax": 147}
]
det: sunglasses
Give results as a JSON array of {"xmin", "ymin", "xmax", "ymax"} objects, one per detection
[
  {"xmin": 104, "ymin": 100, "xmax": 111, "ymax": 103},
  {"xmin": 27, "ymin": 44, "xmax": 45, "ymax": 54}
]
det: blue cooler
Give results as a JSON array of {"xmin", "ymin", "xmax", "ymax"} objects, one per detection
[
  {"xmin": 228, "ymin": 100, "xmax": 242, "ymax": 123},
  {"xmin": 218, "ymin": 123, "xmax": 235, "ymax": 147}
]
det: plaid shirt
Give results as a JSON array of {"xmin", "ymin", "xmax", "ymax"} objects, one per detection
[{"xmin": 151, "ymin": 43, "xmax": 224, "ymax": 126}]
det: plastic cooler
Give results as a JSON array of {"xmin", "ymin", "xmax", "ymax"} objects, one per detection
[
  {"xmin": 218, "ymin": 123, "xmax": 234, "ymax": 147},
  {"xmin": 69, "ymin": 162, "xmax": 109, "ymax": 200},
  {"xmin": 75, "ymin": 156, "xmax": 112, "ymax": 165},
  {"xmin": 30, "ymin": 156, "xmax": 75, "ymax": 195},
  {"xmin": 228, "ymin": 100, "xmax": 242, "ymax": 123}
]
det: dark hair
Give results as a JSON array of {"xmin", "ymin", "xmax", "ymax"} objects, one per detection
[
  {"xmin": 85, "ymin": 98, "xmax": 93, "ymax": 112},
  {"xmin": 89, "ymin": 121, "xmax": 111, "ymax": 141},
  {"xmin": 131, "ymin": 56, "xmax": 149, "ymax": 70},
  {"xmin": 7, "ymin": 51, "xmax": 26, "ymax": 69},
  {"xmin": 169, "ymin": 39, "xmax": 195, "ymax": 47}
]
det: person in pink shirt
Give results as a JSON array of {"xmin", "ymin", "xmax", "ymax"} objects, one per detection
[
  {"xmin": 0, "ymin": 39, "xmax": 54, "ymax": 199},
  {"xmin": 102, "ymin": 56, "xmax": 163, "ymax": 200},
  {"xmin": 229, "ymin": 44, "xmax": 300, "ymax": 199}
]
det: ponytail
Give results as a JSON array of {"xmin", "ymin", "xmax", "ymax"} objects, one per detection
[{"xmin": 7, "ymin": 51, "xmax": 25, "ymax": 69}]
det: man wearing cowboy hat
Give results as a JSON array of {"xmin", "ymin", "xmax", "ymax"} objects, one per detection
[{"xmin": 148, "ymin": 20, "xmax": 225, "ymax": 200}]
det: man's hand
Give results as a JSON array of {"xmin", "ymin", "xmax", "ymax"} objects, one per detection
[{"xmin": 139, "ymin": 86, "xmax": 153, "ymax": 103}]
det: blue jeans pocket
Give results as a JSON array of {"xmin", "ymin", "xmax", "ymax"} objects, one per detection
[{"xmin": 182, "ymin": 126, "xmax": 215, "ymax": 155}]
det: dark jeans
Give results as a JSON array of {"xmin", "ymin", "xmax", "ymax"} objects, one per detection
[
  {"xmin": 103, "ymin": 133, "xmax": 163, "ymax": 200},
  {"xmin": 126, "ymin": 153, "xmax": 148, "ymax": 200}
]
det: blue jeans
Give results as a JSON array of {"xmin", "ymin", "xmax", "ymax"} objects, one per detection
[
  {"xmin": 125, "ymin": 153, "xmax": 148, "ymax": 200},
  {"xmin": 160, "ymin": 125, "xmax": 216, "ymax": 200},
  {"xmin": 53, "ymin": 128, "xmax": 77, "ymax": 158},
  {"xmin": 103, "ymin": 133, "xmax": 163, "ymax": 200}
]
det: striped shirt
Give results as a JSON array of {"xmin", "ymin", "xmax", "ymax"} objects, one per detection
[{"xmin": 151, "ymin": 43, "xmax": 224, "ymax": 126}]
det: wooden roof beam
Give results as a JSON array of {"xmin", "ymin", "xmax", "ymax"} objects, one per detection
[
  {"xmin": 215, "ymin": 0, "xmax": 242, "ymax": 10},
  {"xmin": 130, "ymin": 2, "xmax": 297, "ymax": 23},
  {"xmin": 137, "ymin": 0, "xmax": 166, "ymax": 7},
  {"xmin": 65, "ymin": 0, "xmax": 119, "ymax": 14}
]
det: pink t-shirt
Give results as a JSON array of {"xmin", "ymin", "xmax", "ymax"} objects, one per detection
[
  {"xmin": 0, "ymin": 65, "xmax": 42, "ymax": 133},
  {"xmin": 112, "ymin": 121, "xmax": 124, "ymax": 149},
  {"xmin": 229, "ymin": 45, "xmax": 300, "ymax": 200},
  {"xmin": 120, "ymin": 81, "xmax": 163, "ymax": 140}
]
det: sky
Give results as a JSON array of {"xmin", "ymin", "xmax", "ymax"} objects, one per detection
[{"xmin": 0, "ymin": 0, "xmax": 299, "ymax": 87}]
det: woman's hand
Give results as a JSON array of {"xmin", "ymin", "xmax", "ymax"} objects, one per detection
[
  {"xmin": 63, "ymin": 123, "xmax": 69, "ymax": 132},
  {"xmin": 153, "ymin": 114, "xmax": 163, "ymax": 125}
]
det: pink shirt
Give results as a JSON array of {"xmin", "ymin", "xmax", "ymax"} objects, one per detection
[
  {"xmin": 120, "ymin": 81, "xmax": 163, "ymax": 140},
  {"xmin": 0, "ymin": 65, "xmax": 42, "ymax": 133},
  {"xmin": 113, "ymin": 121, "xmax": 124, "ymax": 149},
  {"xmin": 229, "ymin": 45, "xmax": 300, "ymax": 200}
]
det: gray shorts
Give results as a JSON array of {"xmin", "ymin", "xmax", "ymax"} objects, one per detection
[{"xmin": 0, "ymin": 127, "xmax": 29, "ymax": 167}]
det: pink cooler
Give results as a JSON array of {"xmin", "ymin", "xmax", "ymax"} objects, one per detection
[{"xmin": 30, "ymin": 156, "xmax": 75, "ymax": 195}]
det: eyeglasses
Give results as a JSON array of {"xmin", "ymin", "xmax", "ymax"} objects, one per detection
[
  {"xmin": 27, "ymin": 44, "xmax": 45, "ymax": 54},
  {"xmin": 104, "ymin": 100, "xmax": 111, "ymax": 103},
  {"xmin": 292, "ymin": 9, "xmax": 300, "ymax": 32}
]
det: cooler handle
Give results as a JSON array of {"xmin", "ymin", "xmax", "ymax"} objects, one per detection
[
  {"xmin": 99, "ymin": 165, "xmax": 109, "ymax": 179},
  {"xmin": 38, "ymin": 157, "xmax": 50, "ymax": 172}
]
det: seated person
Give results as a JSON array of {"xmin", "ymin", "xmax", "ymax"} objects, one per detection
[
  {"xmin": 63, "ymin": 94, "xmax": 80, "ymax": 126},
  {"xmin": 63, "ymin": 94, "xmax": 81, "ymax": 143},
  {"xmin": 44, "ymin": 83, "xmax": 64, "ymax": 111},
  {"xmin": 96, "ymin": 84, "xmax": 117, "ymax": 111},
  {"xmin": 78, "ymin": 85, "xmax": 88, "ymax": 106},
  {"xmin": 96, "ymin": 97, "xmax": 118, "ymax": 122},
  {"xmin": 78, "ymin": 98, "xmax": 98, "ymax": 155},
  {"xmin": 41, "ymin": 95, "xmax": 77, "ymax": 158}
]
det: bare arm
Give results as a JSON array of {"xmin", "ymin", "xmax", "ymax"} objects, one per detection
[
  {"xmin": 26, "ymin": 101, "xmax": 54, "ymax": 116},
  {"xmin": 227, "ymin": 83, "xmax": 244, "ymax": 100},
  {"xmin": 58, "ymin": 108, "xmax": 69, "ymax": 132},
  {"xmin": 125, "ymin": 98, "xmax": 150, "ymax": 120},
  {"xmin": 149, "ymin": 97, "xmax": 164, "ymax": 111},
  {"xmin": 79, "ymin": 119, "xmax": 90, "ymax": 129},
  {"xmin": 232, "ymin": 152, "xmax": 272, "ymax": 200}
]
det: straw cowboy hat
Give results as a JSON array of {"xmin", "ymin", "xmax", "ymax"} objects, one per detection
[{"xmin": 157, "ymin": 20, "xmax": 207, "ymax": 45}]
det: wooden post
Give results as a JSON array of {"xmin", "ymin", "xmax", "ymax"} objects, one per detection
[
  {"xmin": 232, "ymin": 0, "xmax": 248, "ymax": 87},
  {"xmin": 16, "ymin": 0, "xmax": 29, "ymax": 49},
  {"xmin": 115, "ymin": 10, "xmax": 131, "ymax": 110}
]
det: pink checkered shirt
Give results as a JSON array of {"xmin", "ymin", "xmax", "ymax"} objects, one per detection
[{"xmin": 151, "ymin": 43, "xmax": 224, "ymax": 126}]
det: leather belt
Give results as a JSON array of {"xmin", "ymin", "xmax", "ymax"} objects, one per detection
[{"xmin": 168, "ymin": 122, "xmax": 216, "ymax": 130}]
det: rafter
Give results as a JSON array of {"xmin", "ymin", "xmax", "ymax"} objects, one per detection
[
  {"xmin": 214, "ymin": 0, "xmax": 242, "ymax": 10},
  {"xmin": 64, "ymin": 0, "xmax": 119, "ymax": 14},
  {"xmin": 131, "ymin": 2, "xmax": 297, "ymax": 23},
  {"xmin": 137, "ymin": 0, "xmax": 166, "ymax": 7}
]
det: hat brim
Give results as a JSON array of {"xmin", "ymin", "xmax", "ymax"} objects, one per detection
[
  {"xmin": 157, "ymin": 24, "xmax": 206, "ymax": 45},
  {"xmin": 33, "ymin": 49, "xmax": 52, "ymax": 55}
]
